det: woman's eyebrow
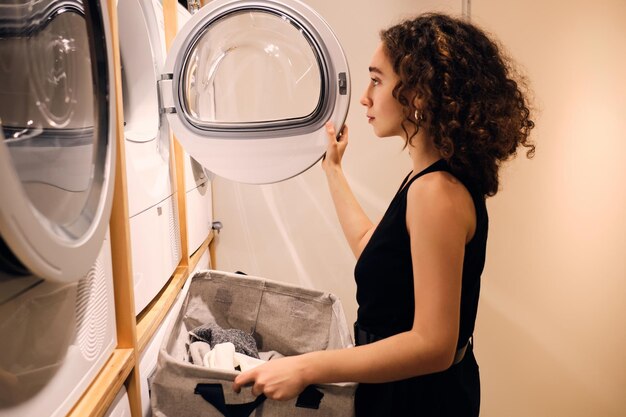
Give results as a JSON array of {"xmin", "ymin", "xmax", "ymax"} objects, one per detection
[{"xmin": 368, "ymin": 66, "xmax": 384, "ymax": 75}]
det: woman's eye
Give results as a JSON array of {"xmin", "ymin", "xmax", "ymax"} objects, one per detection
[{"xmin": 371, "ymin": 78, "xmax": 380, "ymax": 86}]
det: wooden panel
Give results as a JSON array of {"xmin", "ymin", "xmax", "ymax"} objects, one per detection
[
  {"xmin": 173, "ymin": 137, "xmax": 190, "ymax": 265},
  {"xmin": 209, "ymin": 232, "xmax": 218, "ymax": 269},
  {"xmin": 163, "ymin": 0, "xmax": 178, "ymax": 51},
  {"xmin": 107, "ymin": 0, "xmax": 136, "ymax": 356},
  {"xmin": 103, "ymin": 0, "xmax": 142, "ymax": 414}
]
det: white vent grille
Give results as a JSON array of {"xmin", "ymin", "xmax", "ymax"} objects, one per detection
[
  {"xmin": 75, "ymin": 255, "xmax": 109, "ymax": 361},
  {"xmin": 169, "ymin": 196, "xmax": 181, "ymax": 260}
]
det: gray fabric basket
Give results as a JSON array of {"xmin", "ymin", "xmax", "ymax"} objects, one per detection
[{"xmin": 151, "ymin": 270, "xmax": 357, "ymax": 417}]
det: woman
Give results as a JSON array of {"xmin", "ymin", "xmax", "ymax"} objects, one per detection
[{"xmin": 233, "ymin": 13, "xmax": 535, "ymax": 416}]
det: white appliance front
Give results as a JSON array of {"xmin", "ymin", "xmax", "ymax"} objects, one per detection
[
  {"xmin": 184, "ymin": 154, "xmax": 213, "ymax": 255},
  {"xmin": 0, "ymin": 234, "xmax": 117, "ymax": 417},
  {"xmin": 117, "ymin": 0, "xmax": 182, "ymax": 315},
  {"xmin": 104, "ymin": 386, "xmax": 132, "ymax": 417},
  {"xmin": 0, "ymin": 0, "xmax": 118, "ymax": 416},
  {"xmin": 160, "ymin": 0, "xmax": 351, "ymax": 185}
]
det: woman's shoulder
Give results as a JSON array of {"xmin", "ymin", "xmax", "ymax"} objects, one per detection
[
  {"xmin": 405, "ymin": 170, "xmax": 476, "ymax": 232},
  {"xmin": 407, "ymin": 169, "xmax": 472, "ymax": 203}
]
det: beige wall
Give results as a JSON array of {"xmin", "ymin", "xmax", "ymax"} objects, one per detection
[
  {"xmin": 471, "ymin": 0, "xmax": 626, "ymax": 416},
  {"xmin": 211, "ymin": 0, "xmax": 626, "ymax": 416}
]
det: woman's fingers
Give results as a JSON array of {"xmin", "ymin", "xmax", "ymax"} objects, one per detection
[
  {"xmin": 325, "ymin": 121, "xmax": 335, "ymax": 139},
  {"xmin": 322, "ymin": 122, "xmax": 348, "ymax": 170},
  {"xmin": 232, "ymin": 370, "xmax": 255, "ymax": 393},
  {"xmin": 232, "ymin": 356, "xmax": 308, "ymax": 401},
  {"xmin": 338, "ymin": 123, "xmax": 348, "ymax": 143},
  {"xmin": 325, "ymin": 121, "xmax": 348, "ymax": 144},
  {"xmin": 233, "ymin": 372, "xmax": 266, "ymax": 398}
]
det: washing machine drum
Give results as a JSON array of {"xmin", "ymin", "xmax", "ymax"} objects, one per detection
[
  {"xmin": 161, "ymin": 0, "xmax": 350, "ymax": 184},
  {"xmin": 0, "ymin": 0, "xmax": 116, "ymax": 284}
]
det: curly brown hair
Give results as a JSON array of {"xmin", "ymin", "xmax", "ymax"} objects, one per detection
[{"xmin": 380, "ymin": 13, "xmax": 535, "ymax": 196}]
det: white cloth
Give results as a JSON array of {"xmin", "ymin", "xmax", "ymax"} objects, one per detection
[
  {"xmin": 202, "ymin": 342, "xmax": 267, "ymax": 372},
  {"xmin": 188, "ymin": 341, "xmax": 212, "ymax": 365}
]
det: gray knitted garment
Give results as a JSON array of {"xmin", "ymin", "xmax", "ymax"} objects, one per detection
[{"xmin": 189, "ymin": 323, "xmax": 260, "ymax": 359}]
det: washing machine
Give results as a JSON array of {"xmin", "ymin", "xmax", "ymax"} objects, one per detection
[
  {"xmin": 117, "ymin": 0, "xmax": 183, "ymax": 316},
  {"xmin": 0, "ymin": 0, "xmax": 118, "ymax": 416}
]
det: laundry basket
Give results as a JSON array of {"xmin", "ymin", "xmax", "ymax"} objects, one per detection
[{"xmin": 151, "ymin": 270, "xmax": 357, "ymax": 417}]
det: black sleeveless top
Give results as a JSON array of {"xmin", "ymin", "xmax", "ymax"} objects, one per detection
[{"xmin": 353, "ymin": 159, "xmax": 487, "ymax": 416}]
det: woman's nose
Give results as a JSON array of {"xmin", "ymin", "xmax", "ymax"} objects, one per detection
[{"xmin": 360, "ymin": 91, "xmax": 371, "ymax": 107}]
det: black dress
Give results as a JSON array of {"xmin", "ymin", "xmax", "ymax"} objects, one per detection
[{"xmin": 353, "ymin": 159, "xmax": 487, "ymax": 417}]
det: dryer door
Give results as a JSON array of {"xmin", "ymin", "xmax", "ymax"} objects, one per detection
[
  {"xmin": 0, "ymin": 0, "xmax": 116, "ymax": 285},
  {"xmin": 161, "ymin": 0, "xmax": 350, "ymax": 184}
]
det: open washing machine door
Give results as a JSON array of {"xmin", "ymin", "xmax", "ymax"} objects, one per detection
[
  {"xmin": 0, "ymin": 0, "xmax": 116, "ymax": 286},
  {"xmin": 160, "ymin": 0, "xmax": 350, "ymax": 184}
]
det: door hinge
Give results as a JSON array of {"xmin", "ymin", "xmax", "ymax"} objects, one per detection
[{"xmin": 158, "ymin": 73, "xmax": 176, "ymax": 114}]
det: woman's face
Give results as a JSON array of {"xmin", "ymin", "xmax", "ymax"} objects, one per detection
[{"xmin": 360, "ymin": 43, "xmax": 406, "ymax": 138}]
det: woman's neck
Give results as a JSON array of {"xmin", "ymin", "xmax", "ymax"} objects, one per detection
[{"xmin": 407, "ymin": 133, "xmax": 441, "ymax": 174}]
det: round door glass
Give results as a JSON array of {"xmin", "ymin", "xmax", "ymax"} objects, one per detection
[
  {"xmin": 182, "ymin": 9, "xmax": 323, "ymax": 126},
  {"xmin": 0, "ymin": 1, "xmax": 98, "ymax": 235}
]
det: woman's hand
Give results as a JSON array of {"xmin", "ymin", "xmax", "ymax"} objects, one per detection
[
  {"xmin": 321, "ymin": 122, "xmax": 349, "ymax": 173},
  {"xmin": 232, "ymin": 355, "xmax": 312, "ymax": 401}
]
